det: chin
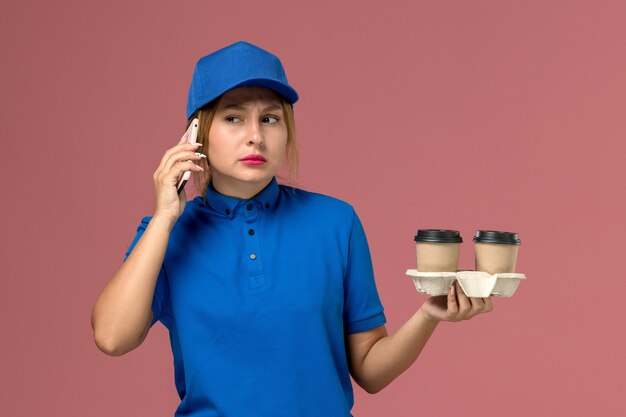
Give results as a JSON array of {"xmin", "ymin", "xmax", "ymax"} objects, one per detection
[
  {"xmin": 236, "ymin": 172, "xmax": 274, "ymax": 184},
  {"xmin": 213, "ymin": 165, "xmax": 277, "ymax": 185}
]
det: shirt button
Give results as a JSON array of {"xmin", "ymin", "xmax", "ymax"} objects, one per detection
[
  {"xmin": 247, "ymin": 204, "xmax": 253, "ymax": 210},
  {"xmin": 225, "ymin": 209, "xmax": 230, "ymax": 215},
  {"xmin": 265, "ymin": 203, "xmax": 269, "ymax": 209},
  {"xmin": 249, "ymin": 253, "xmax": 257, "ymax": 260},
  {"xmin": 248, "ymin": 229, "xmax": 255, "ymax": 236}
]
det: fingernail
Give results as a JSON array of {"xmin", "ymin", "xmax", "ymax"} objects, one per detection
[{"xmin": 194, "ymin": 152, "xmax": 207, "ymax": 158}]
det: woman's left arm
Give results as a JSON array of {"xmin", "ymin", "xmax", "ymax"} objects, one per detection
[{"xmin": 345, "ymin": 281, "xmax": 493, "ymax": 394}]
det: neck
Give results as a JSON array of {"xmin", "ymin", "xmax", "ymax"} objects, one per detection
[{"xmin": 211, "ymin": 174, "xmax": 272, "ymax": 200}]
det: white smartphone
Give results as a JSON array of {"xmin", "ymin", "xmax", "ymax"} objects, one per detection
[{"xmin": 177, "ymin": 118, "xmax": 200, "ymax": 194}]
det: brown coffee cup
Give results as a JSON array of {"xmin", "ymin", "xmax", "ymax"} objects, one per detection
[
  {"xmin": 414, "ymin": 229, "xmax": 463, "ymax": 272},
  {"xmin": 473, "ymin": 230, "xmax": 521, "ymax": 275}
]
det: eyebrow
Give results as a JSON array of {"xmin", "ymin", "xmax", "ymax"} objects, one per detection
[{"xmin": 219, "ymin": 103, "xmax": 282, "ymax": 112}]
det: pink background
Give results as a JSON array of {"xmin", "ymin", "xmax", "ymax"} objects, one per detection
[{"xmin": 1, "ymin": 0, "xmax": 624, "ymax": 415}]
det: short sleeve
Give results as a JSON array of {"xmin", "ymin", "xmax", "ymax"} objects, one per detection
[
  {"xmin": 123, "ymin": 216, "xmax": 170, "ymax": 328},
  {"xmin": 343, "ymin": 208, "xmax": 387, "ymax": 334}
]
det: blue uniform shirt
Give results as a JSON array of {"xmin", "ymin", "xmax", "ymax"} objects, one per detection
[{"xmin": 123, "ymin": 176, "xmax": 386, "ymax": 417}]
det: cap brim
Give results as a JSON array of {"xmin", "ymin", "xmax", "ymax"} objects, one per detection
[
  {"xmin": 187, "ymin": 78, "xmax": 298, "ymax": 119},
  {"xmin": 229, "ymin": 78, "xmax": 299, "ymax": 104}
]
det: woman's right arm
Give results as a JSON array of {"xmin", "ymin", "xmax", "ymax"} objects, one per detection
[
  {"xmin": 91, "ymin": 127, "xmax": 205, "ymax": 356},
  {"xmin": 91, "ymin": 214, "xmax": 176, "ymax": 356}
]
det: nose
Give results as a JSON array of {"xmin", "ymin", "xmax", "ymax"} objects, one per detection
[{"xmin": 247, "ymin": 118, "xmax": 264, "ymax": 147}]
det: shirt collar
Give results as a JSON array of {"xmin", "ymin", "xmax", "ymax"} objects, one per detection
[{"xmin": 204, "ymin": 176, "xmax": 280, "ymax": 217}]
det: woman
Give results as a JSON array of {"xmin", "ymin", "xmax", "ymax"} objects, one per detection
[{"xmin": 91, "ymin": 41, "xmax": 493, "ymax": 417}]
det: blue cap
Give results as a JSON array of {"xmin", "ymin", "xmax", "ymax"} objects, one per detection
[{"xmin": 186, "ymin": 41, "xmax": 299, "ymax": 119}]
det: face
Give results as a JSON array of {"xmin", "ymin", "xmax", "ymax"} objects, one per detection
[{"xmin": 207, "ymin": 86, "xmax": 288, "ymax": 196}]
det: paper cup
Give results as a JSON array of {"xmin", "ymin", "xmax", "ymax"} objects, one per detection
[
  {"xmin": 473, "ymin": 230, "xmax": 521, "ymax": 275},
  {"xmin": 414, "ymin": 229, "xmax": 462, "ymax": 272}
]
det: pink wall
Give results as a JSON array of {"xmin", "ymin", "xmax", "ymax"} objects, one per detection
[{"xmin": 1, "ymin": 0, "xmax": 624, "ymax": 415}]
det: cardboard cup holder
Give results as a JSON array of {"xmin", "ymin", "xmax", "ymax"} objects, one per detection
[{"xmin": 405, "ymin": 269, "xmax": 526, "ymax": 297}]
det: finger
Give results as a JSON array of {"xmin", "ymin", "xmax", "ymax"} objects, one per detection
[
  {"xmin": 446, "ymin": 282, "xmax": 459, "ymax": 319},
  {"xmin": 468, "ymin": 297, "xmax": 485, "ymax": 318},
  {"xmin": 171, "ymin": 160, "xmax": 205, "ymax": 181},
  {"xmin": 156, "ymin": 158, "xmax": 205, "ymax": 188},
  {"xmin": 155, "ymin": 121, "xmax": 203, "ymax": 175},
  {"xmin": 178, "ymin": 125, "xmax": 204, "ymax": 148},
  {"xmin": 455, "ymin": 282, "xmax": 471, "ymax": 319},
  {"xmin": 156, "ymin": 142, "xmax": 203, "ymax": 175},
  {"xmin": 161, "ymin": 150, "xmax": 206, "ymax": 178},
  {"xmin": 483, "ymin": 297, "xmax": 494, "ymax": 313},
  {"xmin": 157, "ymin": 123, "xmax": 194, "ymax": 172}
]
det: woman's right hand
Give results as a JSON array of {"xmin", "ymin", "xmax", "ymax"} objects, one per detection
[{"xmin": 152, "ymin": 131, "xmax": 205, "ymax": 222}]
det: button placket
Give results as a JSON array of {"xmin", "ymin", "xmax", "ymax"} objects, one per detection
[{"xmin": 242, "ymin": 206, "xmax": 265, "ymax": 289}]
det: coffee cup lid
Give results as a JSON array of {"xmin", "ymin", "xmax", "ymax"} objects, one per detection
[
  {"xmin": 473, "ymin": 230, "xmax": 521, "ymax": 245},
  {"xmin": 414, "ymin": 229, "xmax": 463, "ymax": 243}
]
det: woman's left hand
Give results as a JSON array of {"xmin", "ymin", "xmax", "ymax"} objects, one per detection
[{"xmin": 419, "ymin": 281, "xmax": 494, "ymax": 322}]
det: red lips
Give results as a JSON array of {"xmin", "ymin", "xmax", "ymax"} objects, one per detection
[{"xmin": 241, "ymin": 154, "xmax": 266, "ymax": 162}]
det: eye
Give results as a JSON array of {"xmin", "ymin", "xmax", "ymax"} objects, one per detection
[
  {"xmin": 226, "ymin": 116, "xmax": 241, "ymax": 123},
  {"xmin": 263, "ymin": 115, "xmax": 279, "ymax": 124}
]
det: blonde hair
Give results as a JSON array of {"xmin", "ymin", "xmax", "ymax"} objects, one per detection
[{"xmin": 185, "ymin": 96, "xmax": 301, "ymax": 198}]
